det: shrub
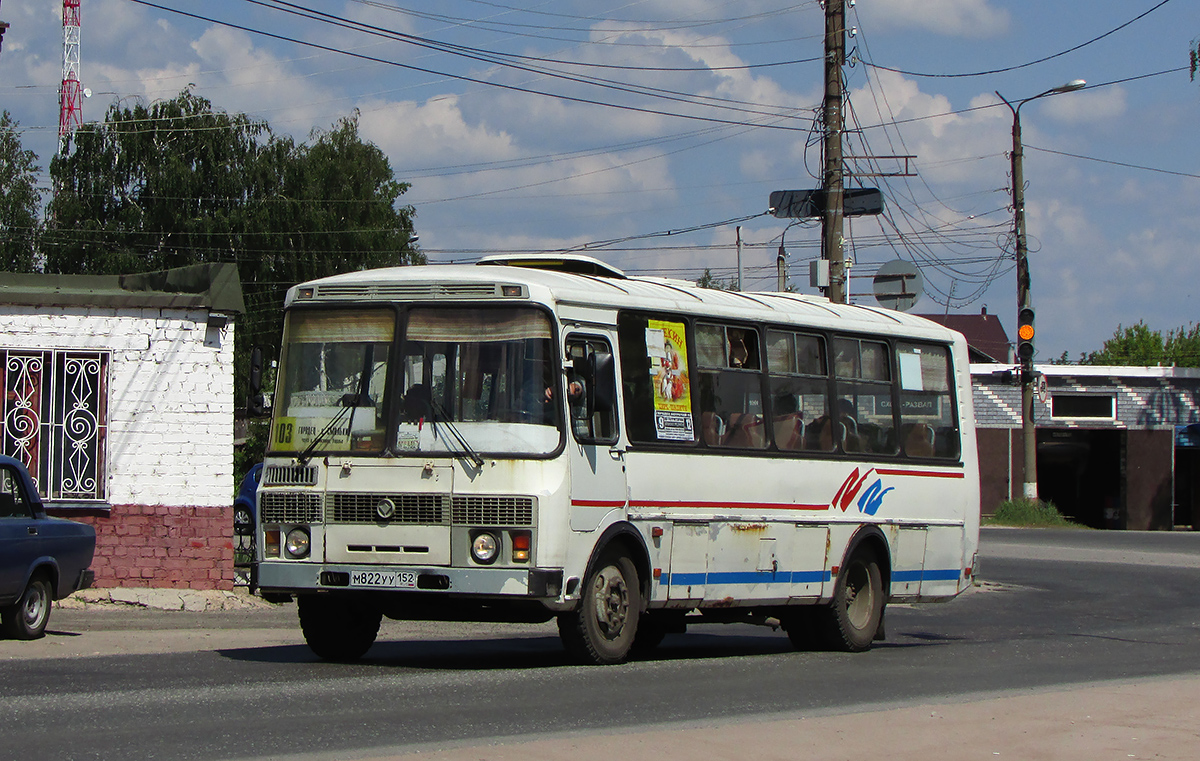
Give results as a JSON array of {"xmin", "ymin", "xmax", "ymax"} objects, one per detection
[{"xmin": 987, "ymin": 498, "xmax": 1080, "ymax": 528}]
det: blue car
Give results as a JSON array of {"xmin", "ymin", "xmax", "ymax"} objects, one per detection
[
  {"xmin": 0, "ymin": 455, "xmax": 96, "ymax": 639},
  {"xmin": 233, "ymin": 464, "xmax": 262, "ymax": 589}
]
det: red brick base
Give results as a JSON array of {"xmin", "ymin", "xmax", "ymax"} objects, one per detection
[{"xmin": 49, "ymin": 504, "xmax": 235, "ymax": 591}]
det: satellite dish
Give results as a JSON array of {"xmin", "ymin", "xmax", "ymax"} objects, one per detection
[
  {"xmin": 83, "ymin": 88, "xmax": 92, "ymax": 98},
  {"xmin": 872, "ymin": 259, "xmax": 922, "ymax": 312}
]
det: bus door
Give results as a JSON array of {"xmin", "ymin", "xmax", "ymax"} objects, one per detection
[{"xmin": 563, "ymin": 334, "xmax": 627, "ymax": 531}]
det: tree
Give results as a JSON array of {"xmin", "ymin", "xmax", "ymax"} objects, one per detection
[
  {"xmin": 696, "ymin": 268, "xmax": 736, "ymax": 290},
  {"xmin": 0, "ymin": 111, "xmax": 43, "ymax": 272},
  {"xmin": 1084, "ymin": 322, "xmax": 1200, "ymax": 367},
  {"xmin": 43, "ymin": 89, "xmax": 423, "ymax": 472}
]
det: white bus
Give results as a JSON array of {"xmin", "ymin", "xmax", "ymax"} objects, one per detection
[{"xmin": 254, "ymin": 254, "xmax": 980, "ymax": 664}]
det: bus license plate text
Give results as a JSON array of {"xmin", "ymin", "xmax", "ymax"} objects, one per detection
[{"xmin": 350, "ymin": 570, "xmax": 418, "ymax": 588}]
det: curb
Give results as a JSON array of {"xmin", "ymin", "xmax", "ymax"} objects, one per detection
[{"xmin": 58, "ymin": 587, "xmax": 275, "ymax": 612}]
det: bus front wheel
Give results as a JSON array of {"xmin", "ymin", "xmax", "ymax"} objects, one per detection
[
  {"xmin": 558, "ymin": 551, "xmax": 641, "ymax": 665},
  {"xmin": 297, "ymin": 594, "xmax": 382, "ymax": 662},
  {"xmin": 816, "ymin": 546, "xmax": 885, "ymax": 652}
]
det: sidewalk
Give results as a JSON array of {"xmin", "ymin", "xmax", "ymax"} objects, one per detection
[{"xmin": 360, "ymin": 676, "xmax": 1200, "ymax": 761}]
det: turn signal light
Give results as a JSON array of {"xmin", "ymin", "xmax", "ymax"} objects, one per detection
[
  {"xmin": 512, "ymin": 532, "xmax": 531, "ymax": 562},
  {"xmin": 264, "ymin": 528, "xmax": 281, "ymax": 558}
]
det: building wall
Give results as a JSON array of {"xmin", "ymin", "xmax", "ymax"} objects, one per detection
[
  {"xmin": 972, "ymin": 366, "xmax": 1200, "ymax": 530},
  {"xmin": 0, "ymin": 305, "xmax": 236, "ymax": 589}
]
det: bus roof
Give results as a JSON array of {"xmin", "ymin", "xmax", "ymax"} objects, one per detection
[{"xmin": 286, "ymin": 259, "xmax": 961, "ymax": 342}]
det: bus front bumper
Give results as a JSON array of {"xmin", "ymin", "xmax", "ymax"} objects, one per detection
[{"xmin": 258, "ymin": 561, "xmax": 564, "ymax": 599}]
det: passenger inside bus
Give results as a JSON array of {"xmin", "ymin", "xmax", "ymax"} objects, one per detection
[{"xmin": 772, "ymin": 393, "xmax": 805, "ymax": 451}]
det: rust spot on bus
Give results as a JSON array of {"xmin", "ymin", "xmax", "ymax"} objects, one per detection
[
  {"xmin": 705, "ymin": 596, "xmax": 738, "ymax": 608},
  {"xmin": 730, "ymin": 523, "xmax": 767, "ymax": 533}
]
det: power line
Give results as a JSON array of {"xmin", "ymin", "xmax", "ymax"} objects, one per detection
[
  {"xmin": 1027, "ymin": 144, "xmax": 1200, "ymax": 180},
  {"xmin": 124, "ymin": 0, "xmax": 814, "ymax": 132},
  {"xmin": 858, "ymin": 0, "xmax": 1176, "ymax": 79}
]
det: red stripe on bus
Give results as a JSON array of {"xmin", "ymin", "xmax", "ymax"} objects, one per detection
[
  {"xmin": 571, "ymin": 500, "xmax": 627, "ymax": 508},
  {"xmin": 874, "ymin": 469, "xmax": 965, "ymax": 479},
  {"xmin": 631, "ymin": 500, "xmax": 828, "ymax": 511}
]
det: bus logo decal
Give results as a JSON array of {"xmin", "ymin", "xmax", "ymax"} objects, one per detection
[{"xmin": 832, "ymin": 468, "xmax": 894, "ymax": 516}]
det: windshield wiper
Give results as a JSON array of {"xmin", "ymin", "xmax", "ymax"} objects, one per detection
[
  {"xmin": 296, "ymin": 393, "xmax": 361, "ymax": 466},
  {"xmin": 297, "ymin": 346, "xmax": 376, "ymax": 466},
  {"xmin": 428, "ymin": 398, "xmax": 484, "ymax": 470}
]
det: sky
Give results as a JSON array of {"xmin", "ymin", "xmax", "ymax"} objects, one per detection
[{"xmin": 1, "ymin": 0, "xmax": 1198, "ymax": 362}]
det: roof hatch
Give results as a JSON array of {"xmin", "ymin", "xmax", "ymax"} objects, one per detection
[{"xmin": 476, "ymin": 253, "xmax": 626, "ymax": 279}]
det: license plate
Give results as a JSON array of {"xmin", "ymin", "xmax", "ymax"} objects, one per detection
[{"xmin": 349, "ymin": 570, "xmax": 418, "ymax": 588}]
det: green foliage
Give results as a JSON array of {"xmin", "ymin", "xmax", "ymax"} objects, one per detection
[
  {"xmin": 986, "ymin": 498, "xmax": 1079, "ymax": 528},
  {"xmin": 696, "ymin": 268, "xmax": 736, "ymax": 290},
  {"xmin": 0, "ymin": 111, "xmax": 44, "ymax": 272},
  {"xmin": 42, "ymin": 88, "xmax": 424, "ymax": 403},
  {"xmin": 1083, "ymin": 321, "xmax": 1200, "ymax": 368}
]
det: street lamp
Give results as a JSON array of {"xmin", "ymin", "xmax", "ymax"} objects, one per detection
[{"xmin": 996, "ymin": 79, "xmax": 1086, "ymax": 502}]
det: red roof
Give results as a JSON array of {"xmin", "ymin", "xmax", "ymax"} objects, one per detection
[{"xmin": 917, "ymin": 312, "xmax": 1012, "ymax": 363}]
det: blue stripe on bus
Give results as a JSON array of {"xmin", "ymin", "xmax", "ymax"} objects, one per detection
[
  {"xmin": 892, "ymin": 569, "xmax": 963, "ymax": 582},
  {"xmin": 661, "ymin": 570, "xmax": 832, "ymax": 586},
  {"xmin": 661, "ymin": 568, "xmax": 962, "ymax": 585}
]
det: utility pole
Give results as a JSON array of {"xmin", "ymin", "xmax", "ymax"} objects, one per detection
[
  {"xmin": 822, "ymin": 0, "xmax": 846, "ymax": 304},
  {"xmin": 735, "ymin": 225, "xmax": 743, "ymax": 291},
  {"xmin": 776, "ymin": 243, "xmax": 786, "ymax": 292},
  {"xmin": 997, "ymin": 79, "xmax": 1085, "ymax": 503},
  {"xmin": 1009, "ymin": 107, "xmax": 1038, "ymax": 501}
]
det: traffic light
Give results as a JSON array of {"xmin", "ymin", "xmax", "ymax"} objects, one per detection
[{"xmin": 1016, "ymin": 307, "xmax": 1035, "ymax": 364}]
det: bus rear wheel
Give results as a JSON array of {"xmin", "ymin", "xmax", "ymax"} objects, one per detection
[
  {"xmin": 297, "ymin": 594, "xmax": 382, "ymax": 662},
  {"xmin": 816, "ymin": 546, "xmax": 885, "ymax": 652},
  {"xmin": 559, "ymin": 551, "xmax": 641, "ymax": 665}
]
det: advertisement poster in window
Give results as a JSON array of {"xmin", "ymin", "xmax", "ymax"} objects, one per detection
[{"xmin": 645, "ymin": 320, "xmax": 694, "ymax": 441}]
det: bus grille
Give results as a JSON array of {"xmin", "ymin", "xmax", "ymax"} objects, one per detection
[
  {"xmin": 260, "ymin": 492, "xmax": 323, "ymax": 523},
  {"xmin": 327, "ymin": 493, "xmax": 448, "ymax": 524},
  {"xmin": 262, "ymin": 465, "xmax": 318, "ymax": 486},
  {"xmin": 321, "ymin": 493, "xmax": 536, "ymax": 526},
  {"xmin": 452, "ymin": 495, "xmax": 535, "ymax": 526}
]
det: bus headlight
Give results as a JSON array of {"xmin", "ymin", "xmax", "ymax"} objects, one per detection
[
  {"xmin": 285, "ymin": 527, "xmax": 311, "ymax": 559},
  {"xmin": 471, "ymin": 532, "xmax": 499, "ymax": 564}
]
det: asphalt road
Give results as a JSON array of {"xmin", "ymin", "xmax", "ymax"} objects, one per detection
[{"xmin": 1, "ymin": 527, "xmax": 1199, "ymax": 761}]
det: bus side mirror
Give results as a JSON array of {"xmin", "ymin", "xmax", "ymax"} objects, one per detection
[
  {"xmin": 588, "ymin": 351, "xmax": 616, "ymax": 413},
  {"xmin": 248, "ymin": 346, "xmax": 269, "ymax": 417}
]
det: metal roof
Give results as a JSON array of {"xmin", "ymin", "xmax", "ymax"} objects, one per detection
[
  {"xmin": 289, "ymin": 260, "xmax": 960, "ymax": 342},
  {"xmin": 0, "ymin": 263, "xmax": 244, "ymax": 314}
]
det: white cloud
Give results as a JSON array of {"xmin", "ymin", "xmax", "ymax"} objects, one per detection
[
  {"xmin": 1040, "ymin": 87, "xmax": 1126, "ymax": 124},
  {"xmin": 856, "ymin": 0, "xmax": 1010, "ymax": 38},
  {"xmin": 847, "ymin": 70, "xmax": 1010, "ymax": 185}
]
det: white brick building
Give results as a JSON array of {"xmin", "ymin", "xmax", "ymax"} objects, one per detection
[{"xmin": 0, "ymin": 264, "xmax": 244, "ymax": 589}]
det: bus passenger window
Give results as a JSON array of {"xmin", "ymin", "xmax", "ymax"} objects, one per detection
[
  {"xmin": 833, "ymin": 338, "xmax": 897, "ymax": 455},
  {"xmin": 696, "ymin": 323, "xmax": 766, "ymax": 450},
  {"xmin": 897, "ymin": 342, "xmax": 959, "ymax": 459},
  {"xmin": 766, "ymin": 330, "xmax": 830, "ymax": 452}
]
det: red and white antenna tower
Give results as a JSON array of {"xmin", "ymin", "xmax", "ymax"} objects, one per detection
[{"xmin": 58, "ymin": 0, "xmax": 82, "ymax": 155}]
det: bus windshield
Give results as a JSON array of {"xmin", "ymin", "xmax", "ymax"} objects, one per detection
[
  {"xmin": 396, "ymin": 307, "xmax": 561, "ymax": 457},
  {"xmin": 272, "ymin": 308, "xmax": 394, "ymax": 456},
  {"xmin": 269, "ymin": 305, "xmax": 562, "ymax": 458}
]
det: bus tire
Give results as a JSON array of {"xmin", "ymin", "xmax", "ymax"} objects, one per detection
[
  {"xmin": 630, "ymin": 612, "xmax": 672, "ymax": 657},
  {"xmin": 782, "ymin": 607, "xmax": 821, "ymax": 651},
  {"xmin": 297, "ymin": 594, "xmax": 382, "ymax": 662},
  {"xmin": 817, "ymin": 546, "xmax": 885, "ymax": 652},
  {"xmin": 558, "ymin": 551, "xmax": 641, "ymax": 665}
]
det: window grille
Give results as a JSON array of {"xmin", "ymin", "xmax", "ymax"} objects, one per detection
[{"xmin": 0, "ymin": 349, "xmax": 109, "ymax": 502}]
